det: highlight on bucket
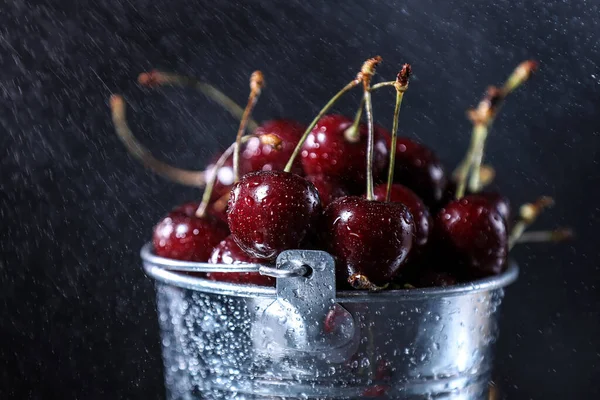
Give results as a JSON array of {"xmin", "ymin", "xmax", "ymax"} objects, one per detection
[{"xmin": 110, "ymin": 58, "xmax": 571, "ymax": 399}]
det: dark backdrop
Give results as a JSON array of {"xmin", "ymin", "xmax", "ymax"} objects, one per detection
[{"xmin": 1, "ymin": 0, "xmax": 598, "ymax": 399}]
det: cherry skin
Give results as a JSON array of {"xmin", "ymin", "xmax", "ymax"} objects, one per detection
[
  {"xmin": 306, "ymin": 174, "xmax": 349, "ymax": 207},
  {"xmin": 206, "ymin": 235, "xmax": 275, "ymax": 286},
  {"xmin": 322, "ymin": 196, "xmax": 415, "ymax": 288},
  {"xmin": 153, "ymin": 202, "xmax": 229, "ymax": 262},
  {"xmin": 388, "ymin": 137, "xmax": 447, "ymax": 207},
  {"xmin": 300, "ymin": 114, "xmax": 388, "ymax": 191},
  {"xmin": 415, "ymin": 269, "xmax": 458, "ymax": 288},
  {"xmin": 477, "ymin": 191, "xmax": 511, "ymax": 223},
  {"xmin": 373, "ymin": 183, "xmax": 431, "ymax": 254},
  {"xmin": 440, "ymin": 184, "xmax": 511, "ymax": 223},
  {"xmin": 227, "ymin": 170, "xmax": 322, "ymax": 260},
  {"xmin": 433, "ymin": 194, "xmax": 508, "ymax": 278},
  {"xmin": 243, "ymin": 119, "xmax": 306, "ymax": 175}
]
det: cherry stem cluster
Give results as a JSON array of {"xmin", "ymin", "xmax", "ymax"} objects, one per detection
[{"xmin": 455, "ymin": 60, "xmax": 538, "ymax": 199}]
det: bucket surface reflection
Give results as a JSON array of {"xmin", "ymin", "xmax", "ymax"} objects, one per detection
[{"xmin": 143, "ymin": 245, "xmax": 518, "ymax": 400}]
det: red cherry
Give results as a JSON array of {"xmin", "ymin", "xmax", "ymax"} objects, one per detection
[
  {"xmin": 434, "ymin": 194, "xmax": 508, "ymax": 278},
  {"xmin": 206, "ymin": 236, "xmax": 275, "ymax": 286},
  {"xmin": 389, "ymin": 137, "xmax": 447, "ymax": 207},
  {"xmin": 373, "ymin": 183, "xmax": 431, "ymax": 254},
  {"xmin": 440, "ymin": 184, "xmax": 511, "ymax": 223},
  {"xmin": 153, "ymin": 203, "xmax": 229, "ymax": 262},
  {"xmin": 300, "ymin": 114, "xmax": 388, "ymax": 190},
  {"xmin": 306, "ymin": 174, "xmax": 349, "ymax": 207},
  {"xmin": 227, "ymin": 170, "xmax": 322, "ymax": 260},
  {"xmin": 243, "ymin": 119, "xmax": 306, "ymax": 175},
  {"xmin": 322, "ymin": 196, "xmax": 414, "ymax": 288}
]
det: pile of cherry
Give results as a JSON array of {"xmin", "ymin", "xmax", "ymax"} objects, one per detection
[{"xmin": 111, "ymin": 57, "xmax": 571, "ymax": 290}]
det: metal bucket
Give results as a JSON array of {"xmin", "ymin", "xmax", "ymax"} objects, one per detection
[{"xmin": 141, "ymin": 243, "xmax": 518, "ymax": 400}]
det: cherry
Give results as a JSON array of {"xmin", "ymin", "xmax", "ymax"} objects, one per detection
[
  {"xmin": 243, "ymin": 119, "xmax": 306, "ymax": 175},
  {"xmin": 300, "ymin": 114, "xmax": 389, "ymax": 190},
  {"xmin": 477, "ymin": 191, "xmax": 511, "ymax": 223},
  {"xmin": 227, "ymin": 170, "xmax": 322, "ymax": 260},
  {"xmin": 306, "ymin": 174, "xmax": 349, "ymax": 207},
  {"xmin": 206, "ymin": 235, "xmax": 275, "ymax": 285},
  {"xmin": 433, "ymin": 194, "xmax": 508, "ymax": 278},
  {"xmin": 415, "ymin": 269, "xmax": 458, "ymax": 288},
  {"xmin": 373, "ymin": 183, "xmax": 431, "ymax": 254},
  {"xmin": 153, "ymin": 203, "xmax": 229, "ymax": 262},
  {"xmin": 388, "ymin": 137, "xmax": 447, "ymax": 207},
  {"xmin": 322, "ymin": 196, "xmax": 414, "ymax": 289}
]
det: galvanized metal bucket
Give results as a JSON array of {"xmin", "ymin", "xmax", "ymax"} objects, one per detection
[{"xmin": 141, "ymin": 243, "xmax": 518, "ymax": 400}]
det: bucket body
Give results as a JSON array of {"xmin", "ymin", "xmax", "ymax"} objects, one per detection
[{"xmin": 143, "ymin": 246, "xmax": 518, "ymax": 400}]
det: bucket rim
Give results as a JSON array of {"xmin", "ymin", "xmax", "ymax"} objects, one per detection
[{"xmin": 140, "ymin": 243, "xmax": 518, "ymax": 301}]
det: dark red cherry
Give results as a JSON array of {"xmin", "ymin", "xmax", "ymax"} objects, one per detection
[
  {"xmin": 434, "ymin": 194, "xmax": 508, "ymax": 278},
  {"xmin": 227, "ymin": 170, "xmax": 322, "ymax": 260},
  {"xmin": 389, "ymin": 137, "xmax": 447, "ymax": 207},
  {"xmin": 415, "ymin": 269, "xmax": 458, "ymax": 288},
  {"xmin": 243, "ymin": 119, "xmax": 306, "ymax": 175},
  {"xmin": 306, "ymin": 174, "xmax": 349, "ymax": 207},
  {"xmin": 153, "ymin": 203, "xmax": 229, "ymax": 262},
  {"xmin": 477, "ymin": 191, "xmax": 511, "ymax": 223},
  {"xmin": 322, "ymin": 196, "xmax": 414, "ymax": 288},
  {"xmin": 206, "ymin": 236, "xmax": 275, "ymax": 286},
  {"xmin": 300, "ymin": 114, "xmax": 388, "ymax": 190},
  {"xmin": 373, "ymin": 183, "xmax": 431, "ymax": 254},
  {"xmin": 440, "ymin": 186, "xmax": 511, "ymax": 223}
]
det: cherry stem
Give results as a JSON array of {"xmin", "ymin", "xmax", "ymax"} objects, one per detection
[
  {"xmin": 349, "ymin": 273, "xmax": 389, "ymax": 291},
  {"xmin": 138, "ymin": 70, "xmax": 259, "ymax": 131},
  {"xmin": 195, "ymin": 132, "xmax": 282, "ymax": 218},
  {"xmin": 110, "ymin": 95, "xmax": 206, "ymax": 187},
  {"xmin": 478, "ymin": 164, "xmax": 496, "ymax": 188},
  {"xmin": 344, "ymin": 96, "xmax": 365, "ymax": 143},
  {"xmin": 386, "ymin": 64, "xmax": 411, "ymax": 202},
  {"xmin": 371, "ymin": 81, "xmax": 396, "ymax": 90},
  {"xmin": 284, "ymin": 79, "xmax": 361, "ymax": 172},
  {"xmin": 455, "ymin": 60, "xmax": 537, "ymax": 198},
  {"xmin": 360, "ymin": 56, "xmax": 383, "ymax": 201},
  {"xmin": 508, "ymin": 196, "xmax": 554, "ymax": 249},
  {"xmin": 233, "ymin": 71, "xmax": 265, "ymax": 182},
  {"xmin": 515, "ymin": 228, "xmax": 574, "ymax": 244}
]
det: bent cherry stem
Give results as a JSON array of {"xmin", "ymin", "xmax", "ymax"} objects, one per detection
[
  {"xmin": 138, "ymin": 70, "xmax": 259, "ymax": 131},
  {"xmin": 110, "ymin": 95, "xmax": 206, "ymax": 187},
  {"xmin": 110, "ymin": 94, "xmax": 268, "ymax": 189}
]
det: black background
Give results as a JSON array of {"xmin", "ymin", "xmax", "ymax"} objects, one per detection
[{"xmin": 1, "ymin": 0, "xmax": 599, "ymax": 399}]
